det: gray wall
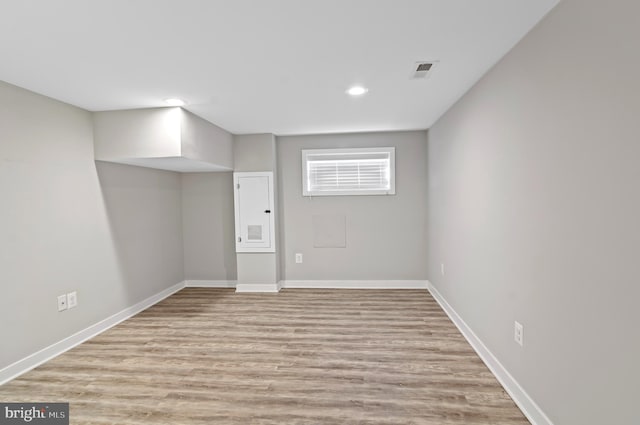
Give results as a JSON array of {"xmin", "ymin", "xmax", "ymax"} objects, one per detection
[
  {"xmin": 278, "ymin": 131, "xmax": 428, "ymax": 281},
  {"xmin": 181, "ymin": 172, "xmax": 237, "ymax": 281},
  {"xmin": 233, "ymin": 134, "xmax": 279, "ymax": 285},
  {"xmin": 180, "ymin": 109, "xmax": 234, "ymax": 169},
  {"xmin": 0, "ymin": 81, "xmax": 184, "ymax": 370},
  {"xmin": 233, "ymin": 134, "xmax": 276, "ymax": 172},
  {"xmin": 93, "ymin": 107, "xmax": 182, "ymax": 160},
  {"xmin": 426, "ymin": 1, "xmax": 640, "ymax": 424}
]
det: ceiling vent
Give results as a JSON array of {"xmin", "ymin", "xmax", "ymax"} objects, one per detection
[{"xmin": 411, "ymin": 61, "xmax": 438, "ymax": 79}]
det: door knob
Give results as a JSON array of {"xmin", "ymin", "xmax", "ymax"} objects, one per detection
[{"xmin": 264, "ymin": 209, "xmax": 271, "ymax": 213}]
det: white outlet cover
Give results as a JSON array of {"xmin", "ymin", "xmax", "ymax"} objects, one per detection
[
  {"xmin": 67, "ymin": 291, "xmax": 78, "ymax": 309},
  {"xmin": 441, "ymin": 263, "xmax": 445, "ymax": 276},
  {"xmin": 57, "ymin": 294, "xmax": 68, "ymax": 312},
  {"xmin": 295, "ymin": 253, "xmax": 303, "ymax": 264},
  {"xmin": 514, "ymin": 321, "xmax": 524, "ymax": 346}
]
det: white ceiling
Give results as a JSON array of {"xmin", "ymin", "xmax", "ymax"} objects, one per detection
[{"xmin": 0, "ymin": 0, "xmax": 558, "ymax": 136}]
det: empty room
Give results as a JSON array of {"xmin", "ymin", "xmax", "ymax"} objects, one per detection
[{"xmin": 0, "ymin": 0, "xmax": 638, "ymax": 424}]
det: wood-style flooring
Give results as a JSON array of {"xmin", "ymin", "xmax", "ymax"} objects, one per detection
[{"xmin": 0, "ymin": 288, "xmax": 529, "ymax": 424}]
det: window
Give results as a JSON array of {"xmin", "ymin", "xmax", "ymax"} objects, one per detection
[{"xmin": 302, "ymin": 147, "xmax": 396, "ymax": 196}]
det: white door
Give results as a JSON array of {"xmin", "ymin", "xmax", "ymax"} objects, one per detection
[{"xmin": 233, "ymin": 172, "xmax": 275, "ymax": 252}]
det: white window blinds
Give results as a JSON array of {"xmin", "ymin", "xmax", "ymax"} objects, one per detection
[{"xmin": 302, "ymin": 148, "xmax": 396, "ymax": 196}]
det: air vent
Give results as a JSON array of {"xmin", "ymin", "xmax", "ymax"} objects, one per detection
[{"xmin": 411, "ymin": 61, "xmax": 438, "ymax": 79}]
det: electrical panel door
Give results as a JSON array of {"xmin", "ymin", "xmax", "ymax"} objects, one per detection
[{"xmin": 233, "ymin": 172, "xmax": 275, "ymax": 252}]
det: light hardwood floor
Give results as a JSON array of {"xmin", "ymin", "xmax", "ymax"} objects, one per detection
[{"xmin": 0, "ymin": 289, "xmax": 529, "ymax": 424}]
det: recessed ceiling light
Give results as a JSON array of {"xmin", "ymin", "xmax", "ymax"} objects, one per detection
[
  {"xmin": 346, "ymin": 86, "xmax": 368, "ymax": 96},
  {"xmin": 164, "ymin": 98, "xmax": 186, "ymax": 106}
]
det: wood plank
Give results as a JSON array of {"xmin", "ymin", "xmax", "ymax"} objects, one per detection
[{"xmin": 0, "ymin": 288, "xmax": 529, "ymax": 424}]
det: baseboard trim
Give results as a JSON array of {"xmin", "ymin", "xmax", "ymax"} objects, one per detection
[
  {"xmin": 0, "ymin": 276, "xmax": 552, "ymax": 425},
  {"xmin": 235, "ymin": 283, "xmax": 280, "ymax": 293},
  {"xmin": 0, "ymin": 281, "xmax": 186, "ymax": 386},
  {"xmin": 426, "ymin": 281, "xmax": 554, "ymax": 425},
  {"xmin": 280, "ymin": 280, "xmax": 429, "ymax": 289},
  {"xmin": 184, "ymin": 280, "xmax": 237, "ymax": 288}
]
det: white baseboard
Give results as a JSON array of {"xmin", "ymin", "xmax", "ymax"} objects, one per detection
[
  {"xmin": 235, "ymin": 283, "xmax": 280, "ymax": 293},
  {"xmin": 426, "ymin": 281, "xmax": 554, "ymax": 425},
  {"xmin": 280, "ymin": 280, "xmax": 428, "ymax": 289},
  {"xmin": 184, "ymin": 280, "xmax": 237, "ymax": 288},
  {"xmin": 0, "ymin": 276, "xmax": 551, "ymax": 425},
  {"xmin": 0, "ymin": 281, "xmax": 186, "ymax": 386}
]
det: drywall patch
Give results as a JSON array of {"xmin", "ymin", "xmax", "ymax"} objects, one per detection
[{"xmin": 313, "ymin": 214, "xmax": 346, "ymax": 248}]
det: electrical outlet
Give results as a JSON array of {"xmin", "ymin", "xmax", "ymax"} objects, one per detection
[
  {"xmin": 57, "ymin": 294, "xmax": 68, "ymax": 312},
  {"xmin": 67, "ymin": 291, "xmax": 78, "ymax": 309},
  {"xmin": 514, "ymin": 321, "xmax": 524, "ymax": 346},
  {"xmin": 295, "ymin": 253, "xmax": 303, "ymax": 264},
  {"xmin": 441, "ymin": 263, "xmax": 445, "ymax": 276}
]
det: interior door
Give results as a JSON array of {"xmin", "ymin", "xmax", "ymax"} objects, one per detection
[{"xmin": 234, "ymin": 172, "xmax": 274, "ymax": 252}]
